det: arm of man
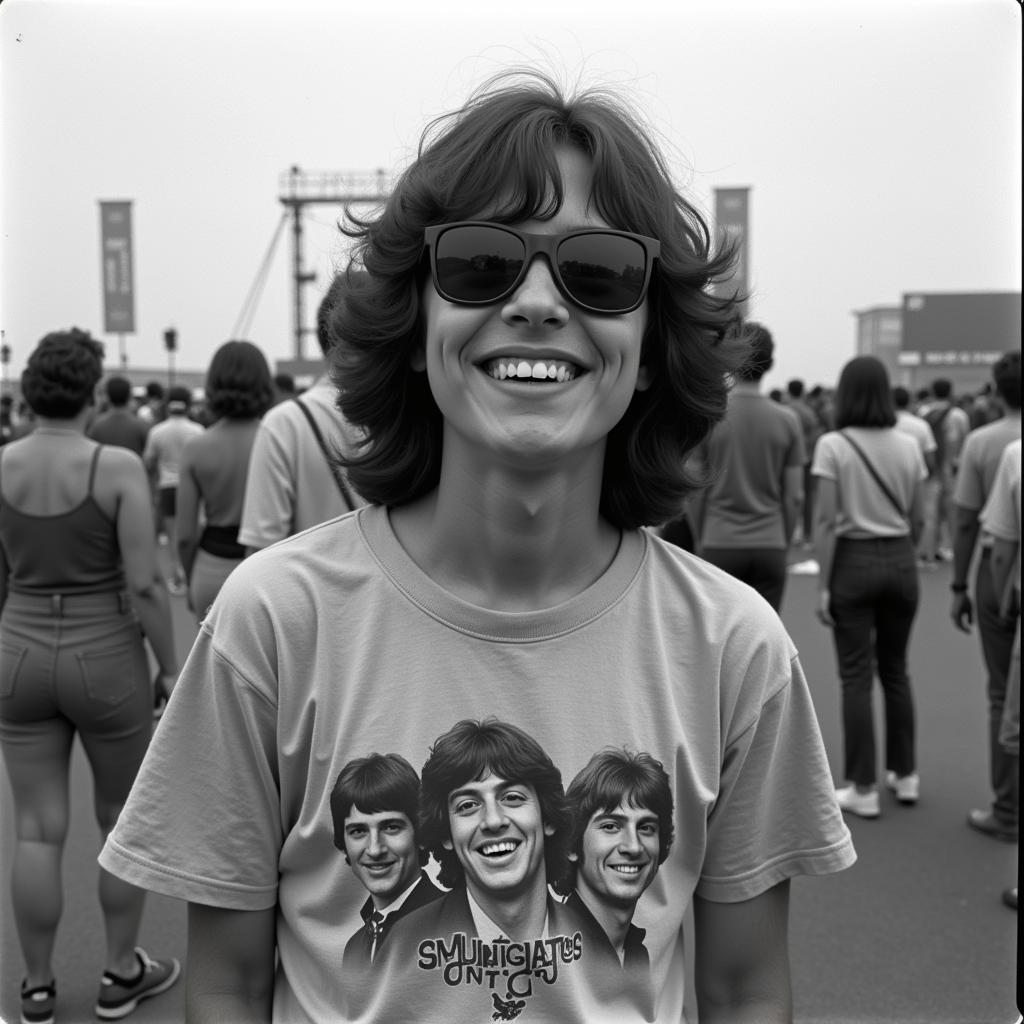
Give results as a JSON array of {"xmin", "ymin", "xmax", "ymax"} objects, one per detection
[
  {"xmin": 186, "ymin": 904, "xmax": 275, "ymax": 1024},
  {"xmin": 693, "ymin": 881, "xmax": 792, "ymax": 1023},
  {"xmin": 950, "ymin": 504, "xmax": 980, "ymax": 632},
  {"xmin": 781, "ymin": 465, "xmax": 804, "ymax": 547},
  {"xmin": 812, "ymin": 476, "xmax": 838, "ymax": 627},
  {"xmin": 0, "ymin": 537, "xmax": 8, "ymax": 611}
]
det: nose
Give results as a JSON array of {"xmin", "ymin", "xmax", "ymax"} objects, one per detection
[
  {"xmin": 481, "ymin": 795, "xmax": 508, "ymax": 832},
  {"xmin": 502, "ymin": 255, "xmax": 570, "ymax": 328},
  {"xmin": 618, "ymin": 824, "xmax": 643, "ymax": 856},
  {"xmin": 367, "ymin": 827, "xmax": 386, "ymax": 857}
]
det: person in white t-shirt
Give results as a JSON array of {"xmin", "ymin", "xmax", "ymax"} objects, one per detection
[
  {"xmin": 101, "ymin": 71, "xmax": 854, "ymax": 1024},
  {"xmin": 812, "ymin": 357, "xmax": 927, "ymax": 819},
  {"xmin": 892, "ymin": 385, "xmax": 937, "ymax": 478}
]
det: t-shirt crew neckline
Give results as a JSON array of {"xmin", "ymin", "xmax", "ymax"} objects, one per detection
[{"xmin": 357, "ymin": 504, "xmax": 648, "ymax": 643}]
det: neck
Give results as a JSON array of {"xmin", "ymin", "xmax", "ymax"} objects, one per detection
[
  {"xmin": 469, "ymin": 877, "xmax": 549, "ymax": 941},
  {"xmin": 732, "ymin": 380, "xmax": 762, "ymax": 395},
  {"xmin": 576, "ymin": 888, "xmax": 635, "ymax": 952},
  {"xmin": 391, "ymin": 453, "xmax": 619, "ymax": 612},
  {"xmin": 34, "ymin": 413, "xmax": 89, "ymax": 435}
]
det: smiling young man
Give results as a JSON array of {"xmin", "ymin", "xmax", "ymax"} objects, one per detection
[
  {"xmin": 101, "ymin": 71, "xmax": 854, "ymax": 1024},
  {"xmin": 330, "ymin": 754, "xmax": 443, "ymax": 970},
  {"xmin": 553, "ymin": 749, "xmax": 674, "ymax": 1019}
]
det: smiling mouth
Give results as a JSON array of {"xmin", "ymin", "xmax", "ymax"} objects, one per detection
[
  {"xmin": 478, "ymin": 840, "xmax": 521, "ymax": 858},
  {"xmin": 362, "ymin": 861, "xmax": 397, "ymax": 872},
  {"xmin": 610, "ymin": 864, "xmax": 646, "ymax": 875},
  {"xmin": 483, "ymin": 358, "xmax": 579, "ymax": 382}
]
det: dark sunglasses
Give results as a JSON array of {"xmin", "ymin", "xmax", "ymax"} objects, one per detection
[{"xmin": 423, "ymin": 221, "xmax": 660, "ymax": 315}]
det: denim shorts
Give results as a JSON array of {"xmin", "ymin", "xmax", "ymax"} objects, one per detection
[{"xmin": 0, "ymin": 590, "xmax": 152, "ymax": 744}]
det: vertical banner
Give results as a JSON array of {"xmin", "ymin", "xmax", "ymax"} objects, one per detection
[
  {"xmin": 99, "ymin": 201, "xmax": 136, "ymax": 333},
  {"xmin": 713, "ymin": 187, "xmax": 750, "ymax": 318}
]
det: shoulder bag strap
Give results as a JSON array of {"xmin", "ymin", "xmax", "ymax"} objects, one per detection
[
  {"xmin": 292, "ymin": 397, "xmax": 354, "ymax": 512},
  {"xmin": 839, "ymin": 430, "xmax": 907, "ymax": 522}
]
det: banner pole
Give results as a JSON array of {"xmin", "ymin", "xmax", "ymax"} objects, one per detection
[{"xmin": 119, "ymin": 333, "xmax": 127, "ymax": 369}]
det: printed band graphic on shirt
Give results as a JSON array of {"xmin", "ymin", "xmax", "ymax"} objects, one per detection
[{"xmin": 329, "ymin": 719, "xmax": 674, "ymax": 1020}]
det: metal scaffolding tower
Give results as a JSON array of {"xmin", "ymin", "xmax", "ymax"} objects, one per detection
[{"xmin": 278, "ymin": 166, "xmax": 389, "ymax": 361}]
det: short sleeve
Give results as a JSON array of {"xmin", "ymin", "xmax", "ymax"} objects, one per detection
[
  {"xmin": 697, "ymin": 654, "xmax": 856, "ymax": 902},
  {"xmin": 980, "ymin": 445, "xmax": 1021, "ymax": 543},
  {"xmin": 952, "ymin": 433, "xmax": 985, "ymax": 510},
  {"xmin": 810, "ymin": 432, "xmax": 838, "ymax": 481},
  {"xmin": 238, "ymin": 417, "xmax": 297, "ymax": 549},
  {"xmin": 100, "ymin": 626, "xmax": 282, "ymax": 910}
]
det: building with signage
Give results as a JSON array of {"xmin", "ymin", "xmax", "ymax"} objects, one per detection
[{"xmin": 854, "ymin": 291, "xmax": 1020, "ymax": 393}]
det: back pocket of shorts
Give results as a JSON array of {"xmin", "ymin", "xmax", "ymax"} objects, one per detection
[
  {"xmin": 77, "ymin": 643, "xmax": 139, "ymax": 706},
  {"xmin": 0, "ymin": 642, "xmax": 28, "ymax": 699}
]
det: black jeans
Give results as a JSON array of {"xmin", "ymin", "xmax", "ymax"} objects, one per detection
[
  {"xmin": 976, "ymin": 549, "xmax": 1020, "ymax": 826},
  {"xmin": 700, "ymin": 547, "xmax": 788, "ymax": 612},
  {"xmin": 829, "ymin": 536, "xmax": 919, "ymax": 786}
]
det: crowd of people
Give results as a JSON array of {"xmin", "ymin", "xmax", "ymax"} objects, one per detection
[{"xmin": 0, "ymin": 69, "xmax": 1019, "ymax": 1024}]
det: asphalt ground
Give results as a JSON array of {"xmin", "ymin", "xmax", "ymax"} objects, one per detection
[{"xmin": 1, "ymin": 547, "xmax": 1020, "ymax": 1023}]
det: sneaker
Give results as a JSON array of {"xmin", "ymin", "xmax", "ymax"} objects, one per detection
[
  {"xmin": 966, "ymin": 808, "xmax": 1018, "ymax": 842},
  {"xmin": 20, "ymin": 979, "xmax": 55, "ymax": 1024},
  {"xmin": 166, "ymin": 577, "xmax": 186, "ymax": 596},
  {"xmin": 885, "ymin": 771, "xmax": 920, "ymax": 805},
  {"xmin": 95, "ymin": 948, "xmax": 180, "ymax": 1020},
  {"xmin": 836, "ymin": 785, "xmax": 880, "ymax": 819}
]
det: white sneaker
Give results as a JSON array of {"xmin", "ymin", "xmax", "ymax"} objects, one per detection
[
  {"xmin": 885, "ymin": 771, "xmax": 920, "ymax": 805},
  {"xmin": 836, "ymin": 785, "xmax": 880, "ymax": 819}
]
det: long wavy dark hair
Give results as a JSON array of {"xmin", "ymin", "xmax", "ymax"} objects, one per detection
[{"xmin": 330, "ymin": 70, "xmax": 747, "ymax": 528}]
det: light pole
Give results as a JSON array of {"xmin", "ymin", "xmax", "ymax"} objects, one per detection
[{"xmin": 163, "ymin": 327, "xmax": 177, "ymax": 388}]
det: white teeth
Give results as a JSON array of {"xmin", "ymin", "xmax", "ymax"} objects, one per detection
[
  {"xmin": 480, "ymin": 841, "xmax": 518, "ymax": 856},
  {"xmin": 486, "ymin": 359, "xmax": 577, "ymax": 382},
  {"xmin": 612, "ymin": 865, "xmax": 641, "ymax": 874}
]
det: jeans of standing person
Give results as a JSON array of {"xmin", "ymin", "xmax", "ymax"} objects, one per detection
[
  {"xmin": 829, "ymin": 535, "xmax": 919, "ymax": 786},
  {"xmin": 976, "ymin": 549, "xmax": 1021, "ymax": 827},
  {"xmin": 699, "ymin": 547, "xmax": 788, "ymax": 613}
]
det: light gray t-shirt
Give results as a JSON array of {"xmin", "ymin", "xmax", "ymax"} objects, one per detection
[
  {"xmin": 812, "ymin": 427, "xmax": 926, "ymax": 538},
  {"xmin": 101, "ymin": 505, "xmax": 855, "ymax": 1023},
  {"xmin": 238, "ymin": 376, "xmax": 364, "ymax": 549}
]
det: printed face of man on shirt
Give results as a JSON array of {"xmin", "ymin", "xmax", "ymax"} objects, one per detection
[
  {"xmin": 342, "ymin": 806, "xmax": 421, "ymax": 908},
  {"xmin": 574, "ymin": 800, "xmax": 661, "ymax": 911},
  {"xmin": 443, "ymin": 772, "xmax": 554, "ymax": 903}
]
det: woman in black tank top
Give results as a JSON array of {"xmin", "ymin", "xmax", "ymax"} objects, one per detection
[{"xmin": 0, "ymin": 329, "xmax": 182, "ymax": 1022}]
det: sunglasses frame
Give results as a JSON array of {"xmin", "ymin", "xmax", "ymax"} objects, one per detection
[{"xmin": 423, "ymin": 221, "xmax": 661, "ymax": 315}]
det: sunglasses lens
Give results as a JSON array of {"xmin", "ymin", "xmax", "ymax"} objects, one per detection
[
  {"xmin": 434, "ymin": 225, "xmax": 525, "ymax": 303},
  {"xmin": 557, "ymin": 233, "xmax": 648, "ymax": 312}
]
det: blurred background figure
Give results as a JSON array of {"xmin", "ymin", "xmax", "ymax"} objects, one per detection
[
  {"xmin": 917, "ymin": 377, "xmax": 971, "ymax": 567},
  {"xmin": 892, "ymin": 385, "xmax": 937, "ymax": 478},
  {"xmin": 142, "ymin": 386, "xmax": 203, "ymax": 594},
  {"xmin": 134, "ymin": 381, "xmax": 165, "ymax": 426},
  {"xmin": 238, "ymin": 274, "xmax": 365, "ymax": 554},
  {"xmin": 812, "ymin": 355, "xmax": 927, "ymax": 819},
  {"xmin": 785, "ymin": 377, "xmax": 827, "ymax": 546},
  {"xmin": 0, "ymin": 328, "xmax": 180, "ymax": 1024},
  {"xmin": 88, "ymin": 375, "xmax": 150, "ymax": 457},
  {"xmin": 272, "ymin": 372, "xmax": 297, "ymax": 405},
  {"xmin": 0, "ymin": 395, "xmax": 15, "ymax": 446},
  {"xmin": 980, "ymin": 437, "xmax": 1022, "ymax": 910},
  {"xmin": 688, "ymin": 323, "xmax": 805, "ymax": 612},
  {"xmin": 950, "ymin": 351, "xmax": 1021, "ymax": 843},
  {"xmin": 177, "ymin": 340, "xmax": 274, "ymax": 623}
]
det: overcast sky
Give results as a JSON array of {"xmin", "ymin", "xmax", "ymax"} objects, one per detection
[{"xmin": 1, "ymin": 0, "xmax": 1020, "ymax": 393}]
